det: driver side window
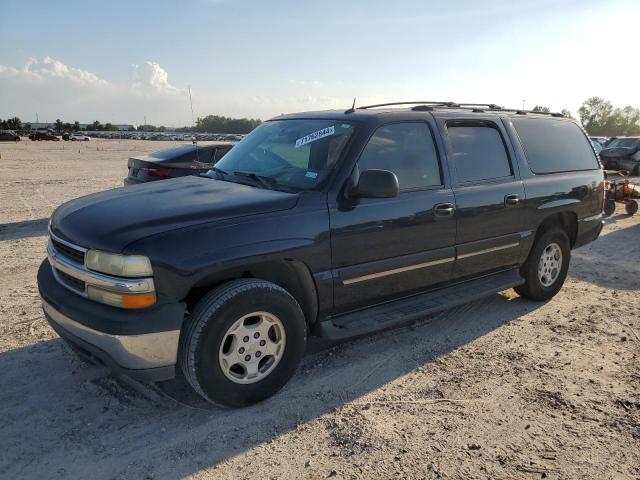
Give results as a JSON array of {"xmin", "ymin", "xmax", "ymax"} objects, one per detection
[{"xmin": 358, "ymin": 123, "xmax": 442, "ymax": 191}]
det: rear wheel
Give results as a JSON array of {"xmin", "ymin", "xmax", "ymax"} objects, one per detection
[
  {"xmin": 515, "ymin": 227, "xmax": 570, "ymax": 301},
  {"xmin": 625, "ymin": 200, "xmax": 638, "ymax": 216},
  {"xmin": 180, "ymin": 279, "xmax": 307, "ymax": 408}
]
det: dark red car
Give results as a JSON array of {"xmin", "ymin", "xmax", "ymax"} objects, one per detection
[{"xmin": 124, "ymin": 142, "xmax": 236, "ymax": 185}]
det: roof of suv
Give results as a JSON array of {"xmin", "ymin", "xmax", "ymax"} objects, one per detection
[{"xmin": 274, "ymin": 102, "xmax": 569, "ymax": 122}]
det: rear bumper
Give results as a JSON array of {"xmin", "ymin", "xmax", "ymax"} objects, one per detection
[
  {"xmin": 574, "ymin": 212, "xmax": 604, "ymax": 249},
  {"xmin": 123, "ymin": 176, "xmax": 145, "ymax": 186},
  {"xmin": 38, "ymin": 259, "xmax": 185, "ymax": 382}
]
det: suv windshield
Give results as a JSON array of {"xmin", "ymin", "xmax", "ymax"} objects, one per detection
[
  {"xmin": 212, "ymin": 119, "xmax": 357, "ymax": 190},
  {"xmin": 606, "ymin": 138, "xmax": 640, "ymax": 149}
]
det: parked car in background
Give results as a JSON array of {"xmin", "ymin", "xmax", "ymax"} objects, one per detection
[
  {"xmin": 70, "ymin": 133, "xmax": 91, "ymax": 141},
  {"xmin": 0, "ymin": 130, "xmax": 20, "ymax": 141},
  {"xmin": 590, "ymin": 136, "xmax": 608, "ymax": 146},
  {"xmin": 40, "ymin": 102, "xmax": 604, "ymax": 407},
  {"xmin": 591, "ymin": 140, "xmax": 603, "ymax": 154},
  {"xmin": 124, "ymin": 141, "xmax": 236, "ymax": 185},
  {"xmin": 29, "ymin": 131, "xmax": 60, "ymax": 141},
  {"xmin": 599, "ymin": 137, "xmax": 640, "ymax": 174}
]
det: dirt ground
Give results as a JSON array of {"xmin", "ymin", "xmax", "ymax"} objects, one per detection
[{"xmin": 0, "ymin": 139, "xmax": 639, "ymax": 480}]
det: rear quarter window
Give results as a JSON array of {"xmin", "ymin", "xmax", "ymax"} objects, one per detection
[{"xmin": 512, "ymin": 118, "xmax": 599, "ymax": 174}]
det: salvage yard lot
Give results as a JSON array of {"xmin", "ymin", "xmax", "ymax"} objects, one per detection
[{"xmin": 1, "ymin": 140, "xmax": 639, "ymax": 479}]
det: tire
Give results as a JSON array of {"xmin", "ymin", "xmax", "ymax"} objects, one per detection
[
  {"xmin": 180, "ymin": 279, "xmax": 307, "ymax": 408},
  {"xmin": 625, "ymin": 200, "xmax": 638, "ymax": 216},
  {"xmin": 515, "ymin": 227, "xmax": 571, "ymax": 301},
  {"xmin": 603, "ymin": 199, "xmax": 616, "ymax": 216}
]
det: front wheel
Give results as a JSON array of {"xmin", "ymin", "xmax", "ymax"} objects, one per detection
[
  {"xmin": 180, "ymin": 279, "xmax": 307, "ymax": 408},
  {"xmin": 515, "ymin": 227, "xmax": 571, "ymax": 301},
  {"xmin": 625, "ymin": 200, "xmax": 638, "ymax": 216}
]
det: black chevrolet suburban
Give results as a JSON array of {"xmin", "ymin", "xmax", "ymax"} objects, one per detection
[{"xmin": 38, "ymin": 102, "xmax": 604, "ymax": 407}]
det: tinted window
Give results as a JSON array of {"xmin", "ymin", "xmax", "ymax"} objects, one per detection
[
  {"xmin": 447, "ymin": 125, "xmax": 512, "ymax": 183},
  {"xmin": 358, "ymin": 123, "xmax": 441, "ymax": 190},
  {"xmin": 512, "ymin": 118, "xmax": 599, "ymax": 173}
]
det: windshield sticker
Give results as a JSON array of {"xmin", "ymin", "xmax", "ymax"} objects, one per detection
[
  {"xmin": 340, "ymin": 124, "xmax": 351, "ymax": 129},
  {"xmin": 295, "ymin": 126, "xmax": 335, "ymax": 148},
  {"xmin": 305, "ymin": 171, "xmax": 319, "ymax": 179}
]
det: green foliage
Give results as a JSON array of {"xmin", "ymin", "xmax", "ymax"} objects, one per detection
[
  {"xmin": 195, "ymin": 115, "xmax": 261, "ymax": 134},
  {"xmin": 0, "ymin": 117, "xmax": 22, "ymax": 130},
  {"xmin": 88, "ymin": 120, "xmax": 103, "ymax": 131},
  {"xmin": 532, "ymin": 105, "xmax": 551, "ymax": 113},
  {"xmin": 560, "ymin": 109, "xmax": 574, "ymax": 119},
  {"xmin": 579, "ymin": 97, "xmax": 640, "ymax": 136}
]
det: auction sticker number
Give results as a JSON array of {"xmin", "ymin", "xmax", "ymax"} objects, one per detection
[{"xmin": 295, "ymin": 126, "xmax": 335, "ymax": 148}]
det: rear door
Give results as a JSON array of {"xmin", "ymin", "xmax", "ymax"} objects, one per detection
[
  {"xmin": 329, "ymin": 120, "xmax": 457, "ymax": 314},
  {"xmin": 437, "ymin": 116, "xmax": 526, "ymax": 279}
]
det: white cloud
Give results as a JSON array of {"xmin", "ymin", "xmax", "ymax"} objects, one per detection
[
  {"xmin": 130, "ymin": 61, "xmax": 181, "ymax": 94},
  {"xmin": 0, "ymin": 57, "xmax": 191, "ymax": 125}
]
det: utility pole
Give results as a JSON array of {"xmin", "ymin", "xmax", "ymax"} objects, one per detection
[{"xmin": 522, "ymin": 100, "xmax": 526, "ymax": 110}]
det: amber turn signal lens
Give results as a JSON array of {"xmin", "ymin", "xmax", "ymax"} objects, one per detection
[{"xmin": 121, "ymin": 292, "xmax": 157, "ymax": 309}]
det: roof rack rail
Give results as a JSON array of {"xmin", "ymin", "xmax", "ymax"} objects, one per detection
[
  {"xmin": 351, "ymin": 101, "xmax": 566, "ymax": 118},
  {"xmin": 357, "ymin": 101, "xmax": 459, "ymax": 110},
  {"xmin": 457, "ymin": 103, "xmax": 503, "ymax": 110}
]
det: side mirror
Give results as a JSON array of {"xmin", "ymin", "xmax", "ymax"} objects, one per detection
[{"xmin": 352, "ymin": 169, "xmax": 399, "ymax": 198}]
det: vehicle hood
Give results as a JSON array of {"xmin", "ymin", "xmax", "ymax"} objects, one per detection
[
  {"xmin": 50, "ymin": 176, "xmax": 299, "ymax": 251},
  {"xmin": 600, "ymin": 146, "xmax": 638, "ymax": 158}
]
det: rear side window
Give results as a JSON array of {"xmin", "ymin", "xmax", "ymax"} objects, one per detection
[
  {"xmin": 512, "ymin": 118, "xmax": 599, "ymax": 173},
  {"xmin": 357, "ymin": 122, "xmax": 441, "ymax": 190},
  {"xmin": 447, "ymin": 124, "xmax": 512, "ymax": 183}
]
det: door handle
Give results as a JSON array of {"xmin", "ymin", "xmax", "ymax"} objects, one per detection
[
  {"xmin": 434, "ymin": 203, "xmax": 455, "ymax": 217},
  {"xmin": 504, "ymin": 194, "xmax": 521, "ymax": 206}
]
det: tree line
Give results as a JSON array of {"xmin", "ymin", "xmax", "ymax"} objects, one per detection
[
  {"xmin": 2, "ymin": 99, "xmax": 639, "ymax": 136},
  {"xmin": 0, "ymin": 115, "xmax": 262, "ymax": 134}
]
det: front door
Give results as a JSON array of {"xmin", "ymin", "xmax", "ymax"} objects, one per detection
[
  {"xmin": 438, "ymin": 117, "xmax": 526, "ymax": 279},
  {"xmin": 329, "ymin": 120, "xmax": 457, "ymax": 314}
]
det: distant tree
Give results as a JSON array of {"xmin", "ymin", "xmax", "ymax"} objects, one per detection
[
  {"xmin": 54, "ymin": 119, "xmax": 64, "ymax": 133},
  {"xmin": 73, "ymin": 121, "xmax": 81, "ymax": 131},
  {"xmin": 578, "ymin": 97, "xmax": 614, "ymax": 136},
  {"xmin": 23, "ymin": 123, "xmax": 32, "ymax": 132},
  {"xmin": 88, "ymin": 120, "xmax": 103, "ymax": 131},
  {"xmin": 5, "ymin": 116, "xmax": 22, "ymax": 130},
  {"xmin": 532, "ymin": 105, "xmax": 551, "ymax": 113},
  {"xmin": 128, "ymin": 125, "xmax": 136, "ymax": 131},
  {"xmin": 560, "ymin": 109, "xmax": 574, "ymax": 119},
  {"xmin": 103, "ymin": 123, "xmax": 118, "ymax": 131},
  {"xmin": 195, "ymin": 115, "xmax": 262, "ymax": 134}
]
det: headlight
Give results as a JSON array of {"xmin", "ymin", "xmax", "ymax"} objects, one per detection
[{"xmin": 85, "ymin": 250, "xmax": 153, "ymax": 277}]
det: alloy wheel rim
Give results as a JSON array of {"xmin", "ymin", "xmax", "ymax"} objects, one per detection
[
  {"xmin": 218, "ymin": 311, "xmax": 286, "ymax": 384},
  {"xmin": 538, "ymin": 242, "xmax": 562, "ymax": 287}
]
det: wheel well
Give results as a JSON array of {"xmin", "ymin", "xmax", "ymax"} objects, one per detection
[
  {"xmin": 183, "ymin": 259, "xmax": 319, "ymax": 325},
  {"xmin": 536, "ymin": 212, "xmax": 578, "ymax": 247}
]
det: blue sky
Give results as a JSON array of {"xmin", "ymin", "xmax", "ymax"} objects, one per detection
[{"xmin": 1, "ymin": 0, "xmax": 639, "ymax": 126}]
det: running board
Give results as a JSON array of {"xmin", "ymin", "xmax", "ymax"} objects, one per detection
[{"xmin": 317, "ymin": 268, "xmax": 524, "ymax": 341}]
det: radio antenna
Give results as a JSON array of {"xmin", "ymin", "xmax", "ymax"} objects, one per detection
[
  {"xmin": 344, "ymin": 97, "xmax": 356, "ymax": 114},
  {"xmin": 188, "ymin": 86, "xmax": 197, "ymax": 145}
]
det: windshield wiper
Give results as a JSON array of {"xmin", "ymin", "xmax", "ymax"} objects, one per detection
[
  {"xmin": 201, "ymin": 166, "xmax": 229, "ymax": 180},
  {"xmin": 233, "ymin": 171, "xmax": 278, "ymax": 190}
]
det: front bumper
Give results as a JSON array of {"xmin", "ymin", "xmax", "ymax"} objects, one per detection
[{"xmin": 38, "ymin": 259, "xmax": 185, "ymax": 382}]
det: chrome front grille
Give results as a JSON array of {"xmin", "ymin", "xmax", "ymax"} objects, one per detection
[
  {"xmin": 47, "ymin": 229, "xmax": 155, "ymax": 298},
  {"xmin": 51, "ymin": 237, "xmax": 85, "ymax": 264}
]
